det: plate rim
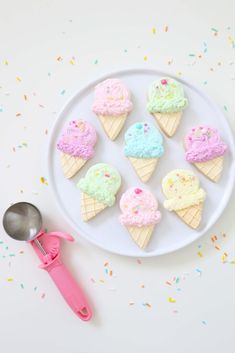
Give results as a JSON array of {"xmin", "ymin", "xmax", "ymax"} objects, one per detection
[{"xmin": 47, "ymin": 67, "xmax": 235, "ymax": 257}]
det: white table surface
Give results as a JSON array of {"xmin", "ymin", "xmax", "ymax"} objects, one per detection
[{"xmin": 0, "ymin": 1, "xmax": 235, "ymax": 352}]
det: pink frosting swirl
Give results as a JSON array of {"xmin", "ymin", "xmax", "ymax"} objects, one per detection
[
  {"xmin": 119, "ymin": 187, "xmax": 161, "ymax": 227},
  {"xmin": 185, "ymin": 125, "xmax": 227, "ymax": 163},
  {"xmin": 92, "ymin": 78, "xmax": 133, "ymax": 116},
  {"xmin": 57, "ymin": 119, "xmax": 97, "ymax": 159}
]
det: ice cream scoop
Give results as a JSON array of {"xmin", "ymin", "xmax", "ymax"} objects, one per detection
[
  {"xmin": 92, "ymin": 78, "xmax": 133, "ymax": 140},
  {"xmin": 77, "ymin": 163, "xmax": 121, "ymax": 221},
  {"xmin": 184, "ymin": 126, "xmax": 228, "ymax": 182},
  {"xmin": 124, "ymin": 122, "xmax": 164, "ymax": 182},
  {"xmin": 57, "ymin": 119, "xmax": 97, "ymax": 178},
  {"xmin": 3, "ymin": 202, "xmax": 92, "ymax": 320},
  {"xmin": 119, "ymin": 187, "xmax": 161, "ymax": 249},
  {"xmin": 147, "ymin": 77, "xmax": 188, "ymax": 137},
  {"xmin": 162, "ymin": 169, "xmax": 206, "ymax": 229}
]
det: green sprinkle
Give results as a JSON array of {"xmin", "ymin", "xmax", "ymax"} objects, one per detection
[
  {"xmin": 20, "ymin": 283, "xmax": 24, "ymax": 289},
  {"xmin": 94, "ymin": 59, "xmax": 98, "ymax": 64}
]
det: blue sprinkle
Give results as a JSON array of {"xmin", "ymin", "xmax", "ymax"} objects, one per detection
[{"xmin": 60, "ymin": 89, "xmax": 66, "ymax": 95}]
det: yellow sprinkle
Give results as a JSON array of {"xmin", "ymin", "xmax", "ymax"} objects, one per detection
[
  {"xmin": 168, "ymin": 297, "xmax": 176, "ymax": 303},
  {"xmin": 16, "ymin": 76, "xmax": 22, "ymax": 82},
  {"xmin": 40, "ymin": 177, "xmax": 48, "ymax": 185},
  {"xmin": 152, "ymin": 27, "xmax": 156, "ymax": 34},
  {"xmin": 4, "ymin": 60, "xmax": 9, "ymax": 65},
  {"xmin": 144, "ymin": 55, "xmax": 148, "ymax": 61},
  {"xmin": 7, "ymin": 278, "xmax": 14, "ymax": 282},
  {"xmin": 197, "ymin": 251, "xmax": 203, "ymax": 257},
  {"xmin": 99, "ymin": 279, "xmax": 105, "ymax": 283},
  {"xmin": 69, "ymin": 59, "xmax": 75, "ymax": 65},
  {"xmin": 230, "ymin": 261, "xmax": 235, "ymax": 264}
]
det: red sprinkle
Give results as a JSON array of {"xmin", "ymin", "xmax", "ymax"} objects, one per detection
[
  {"xmin": 135, "ymin": 188, "xmax": 142, "ymax": 194},
  {"xmin": 104, "ymin": 173, "xmax": 110, "ymax": 177},
  {"xmin": 161, "ymin": 79, "xmax": 168, "ymax": 85}
]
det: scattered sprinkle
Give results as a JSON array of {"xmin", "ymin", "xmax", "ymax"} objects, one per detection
[
  {"xmin": 202, "ymin": 320, "xmax": 207, "ymax": 325},
  {"xmin": 164, "ymin": 25, "xmax": 169, "ymax": 32},
  {"xmin": 69, "ymin": 57, "xmax": 75, "ymax": 65},
  {"xmin": 7, "ymin": 278, "xmax": 14, "ymax": 282},
  {"xmin": 143, "ymin": 302, "xmax": 152, "ymax": 308},
  {"xmin": 41, "ymin": 293, "xmax": 46, "ymax": 299},
  {"xmin": 16, "ymin": 113, "xmax": 21, "ymax": 117},
  {"xmin": 60, "ymin": 89, "xmax": 66, "ymax": 95},
  {"xmin": 168, "ymin": 297, "xmax": 176, "ymax": 303},
  {"xmin": 40, "ymin": 177, "xmax": 48, "ymax": 185},
  {"xmin": 129, "ymin": 301, "xmax": 135, "ymax": 306},
  {"xmin": 94, "ymin": 59, "xmax": 98, "ymax": 65},
  {"xmin": 144, "ymin": 55, "xmax": 148, "ymax": 61},
  {"xmin": 20, "ymin": 283, "xmax": 24, "ymax": 289},
  {"xmin": 16, "ymin": 76, "xmax": 22, "ymax": 82},
  {"xmin": 211, "ymin": 28, "xmax": 218, "ymax": 36},
  {"xmin": 197, "ymin": 251, "xmax": 203, "ymax": 257},
  {"xmin": 56, "ymin": 56, "xmax": 63, "ymax": 62},
  {"xmin": 152, "ymin": 27, "xmax": 156, "ymax": 34},
  {"xmin": 137, "ymin": 259, "xmax": 142, "ymax": 264}
]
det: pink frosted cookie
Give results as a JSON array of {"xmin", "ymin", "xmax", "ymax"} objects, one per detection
[
  {"xmin": 184, "ymin": 125, "xmax": 227, "ymax": 182},
  {"xmin": 92, "ymin": 78, "xmax": 133, "ymax": 140},
  {"xmin": 119, "ymin": 187, "xmax": 161, "ymax": 249},
  {"xmin": 57, "ymin": 119, "xmax": 97, "ymax": 179}
]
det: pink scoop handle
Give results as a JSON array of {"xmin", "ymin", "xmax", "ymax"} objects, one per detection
[{"xmin": 44, "ymin": 257, "xmax": 92, "ymax": 321}]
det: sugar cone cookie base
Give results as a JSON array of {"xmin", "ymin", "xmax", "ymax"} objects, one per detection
[
  {"xmin": 175, "ymin": 203, "xmax": 203, "ymax": 229},
  {"xmin": 154, "ymin": 112, "xmax": 182, "ymax": 137},
  {"xmin": 127, "ymin": 225, "xmax": 155, "ymax": 249},
  {"xmin": 81, "ymin": 192, "xmax": 107, "ymax": 221},
  {"xmin": 61, "ymin": 153, "xmax": 87, "ymax": 179},
  {"xmin": 128, "ymin": 157, "xmax": 158, "ymax": 182},
  {"xmin": 98, "ymin": 114, "xmax": 127, "ymax": 140},
  {"xmin": 194, "ymin": 156, "xmax": 224, "ymax": 182}
]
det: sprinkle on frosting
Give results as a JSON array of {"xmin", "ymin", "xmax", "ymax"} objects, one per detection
[
  {"xmin": 162, "ymin": 169, "xmax": 206, "ymax": 211},
  {"xmin": 124, "ymin": 122, "xmax": 164, "ymax": 158},
  {"xmin": 57, "ymin": 119, "xmax": 97, "ymax": 159},
  {"xmin": 119, "ymin": 187, "xmax": 161, "ymax": 226},
  {"xmin": 77, "ymin": 163, "xmax": 121, "ymax": 206},
  {"xmin": 92, "ymin": 78, "xmax": 133, "ymax": 116},
  {"xmin": 147, "ymin": 77, "xmax": 188, "ymax": 114},
  {"xmin": 185, "ymin": 125, "xmax": 228, "ymax": 163}
]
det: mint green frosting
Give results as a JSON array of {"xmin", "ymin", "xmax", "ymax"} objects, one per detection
[
  {"xmin": 147, "ymin": 77, "xmax": 188, "ymax": 113},
  {"xmin": 77, "ymin": 163, "xmax": 121, "ymax": 206},
  {"xmin": 124, "ymin": 122, "xmax": 164, "ymax": 158}
]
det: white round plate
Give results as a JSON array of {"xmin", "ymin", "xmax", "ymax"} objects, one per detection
[{"xmin": 47, "ymin": 68, "xmax": 235, "ymax": 257}]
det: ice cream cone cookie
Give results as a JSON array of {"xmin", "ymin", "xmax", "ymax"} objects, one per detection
[
  {"xmin": 92, "ymin": 78, "xmax": 133, "ymax": 140},
  {"xmin": 77, "ymin": 163, "xmax": 121, "ymax": 221},
  {"xmin": 119, "ymin": 187, "xmax": 162, "ymax": 249},
  {"xmin": 124, "ymin": 122, "xmax": 164, "ymax": 182},
  {"xmin": 185, "ymin": 126, "xmax": 228, "ymax": 182},
  {"xmin": 57, "ymin": 119, "xmax": 97, "ymax": 179},
  {"xmin": 147, "ymin": 77, "xmax": 188, "ymax": 137},
  {"xmin": 162, "ymin": 169, "xmax": 206, "ymax": 229}
]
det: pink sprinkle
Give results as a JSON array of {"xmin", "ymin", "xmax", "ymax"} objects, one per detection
[
  {"xmin": 161, "ymin": 79, "xmax": 168, "ymax": 85},
  {"xmin": 135, "ymin": 188, "xmax": 142, "ymax": 194},
  {"xmin": 104, "ymin": 173, "xmax": 110, "ymax": 177}
]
